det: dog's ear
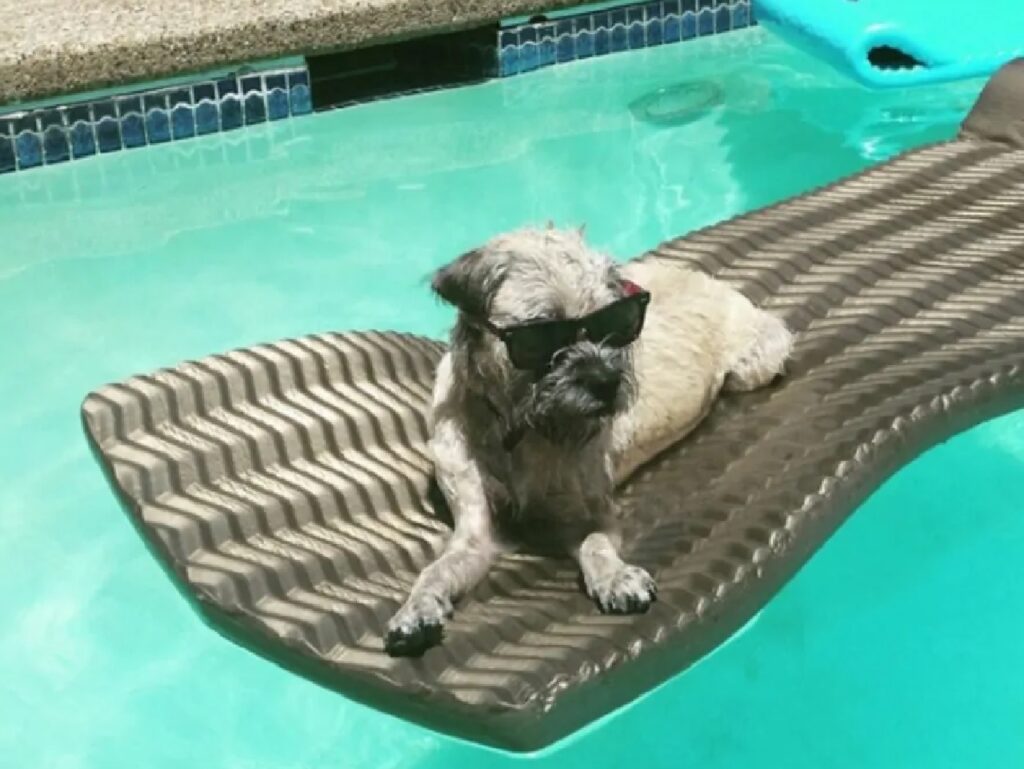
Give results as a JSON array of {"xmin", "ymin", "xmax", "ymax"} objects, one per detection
[{"xmin": 431, "ymin": 247, "xmax": 505, "ymax": 317}]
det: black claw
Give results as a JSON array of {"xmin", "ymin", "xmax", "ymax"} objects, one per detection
[{"xmin": 384, "ymin": 620, "xmax": 444, "ymax": 657}]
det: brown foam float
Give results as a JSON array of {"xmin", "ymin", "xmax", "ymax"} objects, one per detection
[{"xmin": 82, "ymin": 60, "xmax": 1024, "ymax": 750}]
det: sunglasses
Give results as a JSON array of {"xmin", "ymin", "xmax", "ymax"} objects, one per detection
[{"xmin": 466, "ymin": 281, "xmax": 651, "ymax": 371}]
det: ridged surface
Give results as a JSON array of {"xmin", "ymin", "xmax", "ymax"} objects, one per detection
[{"xmin": 82, "ymin": 139, "xmax": 1024, "ymax": 750}]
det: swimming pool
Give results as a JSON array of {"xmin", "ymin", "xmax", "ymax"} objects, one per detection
[{"xmin": 2, "ymin": 26, "xmax": 1022, "ymax": 768}]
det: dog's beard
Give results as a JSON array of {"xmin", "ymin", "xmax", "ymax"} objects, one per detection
[
  {"xmin": 509, "ymin": 360, "xmax": 634, "ymax": 448},
  {"xmin": 514, "ymin": 387, "xmax": 605, "ymax": 447}
]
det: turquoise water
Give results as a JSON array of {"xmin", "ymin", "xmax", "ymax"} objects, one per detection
[{"xmin": 1, "ymin": 27, "xmax": 1021, "ymax": 768}]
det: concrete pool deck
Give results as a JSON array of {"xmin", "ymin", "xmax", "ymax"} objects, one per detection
[{"xmin": 0, "ymin": 0, "xmax": 583, "ymax": 106}]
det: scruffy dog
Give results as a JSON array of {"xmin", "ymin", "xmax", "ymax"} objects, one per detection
[{"xmin": 384, "ymin": 226, "xmax": 793, "ymax": 655}]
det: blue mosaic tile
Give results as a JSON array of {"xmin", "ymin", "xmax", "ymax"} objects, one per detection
[
  {"xmin": 288, "ymin": 71, "xmax": 312, "ymax": 116},
  {"xmin": 244, "ymin": 92, "xmax": 267, "ymax": 125},
  {"xmin": 0, "ymin": 135, "xmax": 15, "ymax": 174},
  {"xmin": 520, "ymin": 26, "xmax": 538, "ymax": 45},
  {"xmin": 682, "ymin": 10, "xmax": 698, "ymax": 39},
  {"xmin": 42, "ymin": 122, "xmax": 70, "ymax": 165},
  {"xmin": 576, "ymin": 29, "xmax": 596, "ymax": 59},
  {"xmin": 611, "ymin": 23, "xmax": 629, "ymax": 52},
  {"xmin": 714, "ymin": 2, "xmax": 732, "ymax": 32},
  {"xmin": 144, "ymin": 95, "xmax": 171, "ymax": 143},
  {"xmin": 172, "ymin": 104, "xmax": 196, "ymax": 139},
  {"xmin": 247, "ymin": 80, "xmax": 270, "ymax": 122},
  {"xmin": 264, "ymin": 75, "xmax": 289, "ymax": 120},
  {"xmin": 194, "ymin": 100, "xmax": 219, "ymax": 135},
  {"xmin": 114, "ymin": 98, "xmax": 143, "ymax": 148},
  {"xmin": 220, "ymin": 96, "xmax": 243, "ymax": 130},
  {"xmin": 94, "ymin": 118, "xmax": 120, "ymax": 152},
  {"xmin": 144, "ymin": 113, "xmax": 168, "ymax": 144},
  {"xmin": 646, "ymin": 6, "xmax": 664, "ymax": 47},
  {"xmin": 732, "ymin": 2, "xmax": 750, "ymax": 28},
  {"xmin": 15, "ymin": 130, "xmax": 43, "ymax": 169},
  {"xmin": 36, "ymin": 110, "xmax": 68, "ymax": 165},
  {"xmin": 664, "ymin": 13, "xmax": 682, "ymax": 42},
  {"xmin": 594, "ymin": 26, "xmax": 611, "ymax": 56},
  {"xmin": 267, "ymin": 88, "xmax": 290, "ymax": 120},
  {"xmin": 499, "ymin": 30, "xmax": 516, "ymax": 49},
  {"xmin": 499, "ymin": 45, "xmax": 520, "ymax": 76},
  {"xmin": 520, "ymin": 41, "xmax": 540, "ymax": 72},
  {"xmin": 627, "ymin": 6, "xmax": 645, "ymax": 50},
  {"xmin": 290, "ymin": 84, "xmax": 312, "ymax": 116},
  {"xmin": 92, "ymin": 102, "xmax": 121, "ymax": 153},
  {"xmin": 67, "ymin": 105, "xmax": 95, "ymax": 158},
  {"xmin": 120, "ymin": 112, "xmax": 146, "ymax": 148},
  {"xmin": 556, "ymin": 32, "xmax": 575, "ymax": 63},
  {"xmin": 68, "ymin": 123, "xmax": 96, "ymax": 158},
  {"xmin": 698, "ymin": 7, "xmax": 715, "ymax": 35},
  {"xmin": 683, "ymin": 0, "xmax": 697, "ymax": 14},
  {"xmin": 665, "ymin": 0, "xmax": 682, "ymax": 14},
  {"xmin": 539, "ymin": 35, "xmax": 557, "ymax": 68}
]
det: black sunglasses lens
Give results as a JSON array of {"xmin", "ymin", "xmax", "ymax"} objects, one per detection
[
  {"xmin": 501, "ymin": 294, "xmax": 648, "ymax": 369},
  {"xmin": 505, "ymin": 324, "xmax": 572, "ymax": 369},
  {"xmin": 586, "ymin": 296, "xmax": 646, "ymax": 347}
]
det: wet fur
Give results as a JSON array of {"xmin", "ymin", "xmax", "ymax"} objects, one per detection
[{"xmin": 384, "ymin": 227, "xmax": 793, "ymax": 656}]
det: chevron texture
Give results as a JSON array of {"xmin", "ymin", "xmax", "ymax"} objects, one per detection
[{"xmin": 82, "ymin": 138, "xmax": 1024, "ymax": 749}]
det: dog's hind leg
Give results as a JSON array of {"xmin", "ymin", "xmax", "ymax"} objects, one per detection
[{"xmin": 724, "ymin": 306, "xmax": 793, "ymax": 393}]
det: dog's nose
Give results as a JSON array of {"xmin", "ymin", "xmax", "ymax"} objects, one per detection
[{"xmin": 582, "ymin": 367, "xmax": 621, "ymax": 404}]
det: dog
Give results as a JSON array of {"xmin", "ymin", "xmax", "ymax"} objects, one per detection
[{"xmin": 384, "ymin": 226, "xmax": 793, "ymax": 655}]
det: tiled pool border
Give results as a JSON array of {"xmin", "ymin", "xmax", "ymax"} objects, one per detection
[
  {"xmin": 499, "ymin": 0, "xmax": 753, "ymax": 76},
  {"xmin": 0, "ymin": 67, "xmax": 312, "ymax": 175},
  {"xmin": 0, "ymin": 0, "xmax": 754, "ymax": 175}
]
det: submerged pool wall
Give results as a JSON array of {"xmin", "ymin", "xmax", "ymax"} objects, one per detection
[{"xmin": 0, "ymin": 0, "xmax": 755, "ymax": 175}]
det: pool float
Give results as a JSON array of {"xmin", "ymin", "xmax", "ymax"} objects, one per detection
[
  {"xmin": 82, "ymin": 60, "xmax": 1024, "ymax": 750},
  {"xmin": 756, "ymin": 0, "xmax": 1024, "ymax": 87}
]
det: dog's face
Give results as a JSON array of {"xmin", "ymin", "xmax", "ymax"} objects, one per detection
[{"xmin": 433, "ymin": 227, "xmax": 638, "ymax": 445}]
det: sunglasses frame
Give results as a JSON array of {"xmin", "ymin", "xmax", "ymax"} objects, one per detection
[{"xmin": 464, "ymin": 289, "xmax": 652, "ymax": 371}]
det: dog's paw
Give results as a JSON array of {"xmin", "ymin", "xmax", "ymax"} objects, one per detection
[
  {"xmin": 588, "ymin": 564, "xmax": 657, "ymax": 614},
  {"xmin": 384, "ymin": 593, "xmax": 452, "ymax": 657}
]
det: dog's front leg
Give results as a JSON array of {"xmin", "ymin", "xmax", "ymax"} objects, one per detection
[
  {"xmin": 573, "ymin": 530, "xmax": 657, "ymax": 614},
  {"xmin": 384, "ymin": 416, "xmax": 502, "ymax": 656}
]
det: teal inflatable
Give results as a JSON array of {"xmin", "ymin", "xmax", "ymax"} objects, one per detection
[{"xmin": 756, "ymin": 0, "xmax": 1024, "ymax": 87}]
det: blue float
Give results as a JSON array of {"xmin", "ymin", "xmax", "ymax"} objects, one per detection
[{"xmin": 756, "ymin": 0, "xmax": 1024, "ymax": 87}]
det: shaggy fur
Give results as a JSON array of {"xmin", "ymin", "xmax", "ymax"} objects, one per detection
[{"xmin": 384, "ymin": 226, "xmax": 793, "ymax": 656}]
